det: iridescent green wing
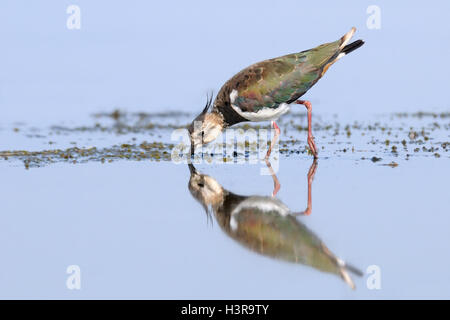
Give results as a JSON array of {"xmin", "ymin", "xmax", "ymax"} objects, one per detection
[{"xmin": 231, "ymin": 39, "xmax": 342, "ymax": 112}]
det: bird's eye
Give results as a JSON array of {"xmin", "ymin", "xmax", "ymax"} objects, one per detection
[{"xmin": 197, "ymin": 182, "xmax": 204, "ymax": 187}]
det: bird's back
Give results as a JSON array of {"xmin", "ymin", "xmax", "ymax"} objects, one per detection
[
  {"xmin": 213, "ymin": 28, "xmax": 361, "ymax": 125},
  {"xmin": 218, "ymin": 40, "xmax": 340, "ymax": 112}
]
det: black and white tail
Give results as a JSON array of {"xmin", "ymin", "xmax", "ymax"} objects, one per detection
[
  {"xmin": 339, "ymin": 27, "xmax": 365, "ymax": 56},
  {"xmin": 342, "ymin": 40, "xmax": 365, "ymax": 55}
]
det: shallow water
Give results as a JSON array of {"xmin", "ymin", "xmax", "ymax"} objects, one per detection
[{"xmin": 0, "ymin": 111, "xmax": 449, "ymax": 299}]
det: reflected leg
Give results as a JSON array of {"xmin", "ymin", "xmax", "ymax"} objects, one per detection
[
  {"xmin": 293, "ymin": 159, "xmax": 318, "ymax": 216},
  {"xmin": 265, "ymin": 121, "xmax": 280, "ymax": 160},
  {"xmin": 265, "ymin": 159, "xmax": 281, "ymax": 197}
]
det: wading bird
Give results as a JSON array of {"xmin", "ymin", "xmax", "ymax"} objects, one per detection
[
  {"xmin": 187, "ymin": 161, "xmax": 362, "ymax": 288},
  {"xmin": 189, "ymin": 27, "xmax": 364, "ymax": 158}
]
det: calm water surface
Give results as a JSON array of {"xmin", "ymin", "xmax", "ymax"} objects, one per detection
[
  {"xmin": 0, "ymin": 111, "xmax": 449, "ymax": 299},
  {"xmin": 1, "ymin": 0, "xmax": 450, "ymax": 299}
]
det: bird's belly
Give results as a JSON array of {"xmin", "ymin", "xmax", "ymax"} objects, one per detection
[{"xmin": 231, "ymin": 103, "xmax": 290, "ymax": 122}]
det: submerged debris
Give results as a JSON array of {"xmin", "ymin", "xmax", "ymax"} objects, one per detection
[{"xmin": 381, "ymin": 161, "xmax": 399, "ymax": 168}]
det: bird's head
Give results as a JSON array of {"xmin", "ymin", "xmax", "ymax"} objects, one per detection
[
  {"xmin": 188, "ymin": 94, "xmax": 223, "ymax": 156},
  {"xmin": 187, "ymin": 163, "xmax": 224, "ymax": 219}
]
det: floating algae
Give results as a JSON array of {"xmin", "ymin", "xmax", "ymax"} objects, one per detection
[
  {"xmin": 0, "ymin": 142, "xmax": 174, "ymax": 169},
  {"xmin": 0, "ymin": 111, "xmax": 449, "ymax": 169}
]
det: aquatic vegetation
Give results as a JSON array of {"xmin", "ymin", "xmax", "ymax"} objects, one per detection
[
  {"xmin": 0, "ymin": 110, "xmax": 448, "ymax": 169},
  {"xmin": 0, "ymin": 142, "xmax": 174, "ymax": 169}
]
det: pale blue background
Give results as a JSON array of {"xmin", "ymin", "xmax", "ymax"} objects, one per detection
[
  {"xmin": 0, "ymin": 1, "xmax": 449, "ymax": 299},
  {"xmin": 1, "ymin": 0, "xmax": 449, "ymax": 124}
]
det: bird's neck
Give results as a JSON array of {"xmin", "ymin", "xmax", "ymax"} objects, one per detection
[{"xmin": 213, "ymin": 102, "xmax": 248, "ymax": 128}]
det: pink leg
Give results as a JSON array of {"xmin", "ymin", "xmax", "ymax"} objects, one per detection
[
  {"xmin": 265, "ymin": 159, "xmax": 281, "ymax": 197},
  {"xmin": 265, "ymin": 121, "xmax": 280, "ymax": 160},
  {"xmin": 293, "ymin": 159, "xmax": 317, "ymax": 216},
  {"xmin": 295, "ymin": 100, "xmax": 318, "ymax": 158}
]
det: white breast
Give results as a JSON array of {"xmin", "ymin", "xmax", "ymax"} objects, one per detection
[{"xmin": 229, "ymin": 89, "xmax": 290, "ymax": 122}]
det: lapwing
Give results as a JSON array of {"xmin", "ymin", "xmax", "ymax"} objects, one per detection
[
  {"xmin": 187, "ymin": 161, "xmax": 363, "ymax": 288},
  {"xmin": 189, "ymin": 27, "xmax": 364, "ymax": 158}
]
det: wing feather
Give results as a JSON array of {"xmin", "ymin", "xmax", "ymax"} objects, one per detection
[{"xmin": 222, "ymin": 39, "xmax": 342, "ymax": 113}]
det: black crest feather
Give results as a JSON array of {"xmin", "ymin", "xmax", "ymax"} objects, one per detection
[{"xmin": 201, "ymin": 91, "xmax": 214, "ymax": 115}]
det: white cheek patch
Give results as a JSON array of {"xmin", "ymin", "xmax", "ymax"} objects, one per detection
[
  {"xmin": 203, "ymin": 125, "xmax": 222, "ymax": 144},
  {"xmin": 204, "ymin": 176, "xmax": 222, "ymax": 194}
]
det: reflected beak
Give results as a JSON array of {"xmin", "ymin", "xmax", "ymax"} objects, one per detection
[
  {"xmin": 188, "ymin": 163, "xmax": 197, "ymax": 175},
  {"xmin": 190, "ymin": 141, "xmax": 195, "ymax": 158}
]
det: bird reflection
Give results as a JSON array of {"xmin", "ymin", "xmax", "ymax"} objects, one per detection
[{"xmin": 188, "ymin": 160, "xmax": 362, "ymax": 289}]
